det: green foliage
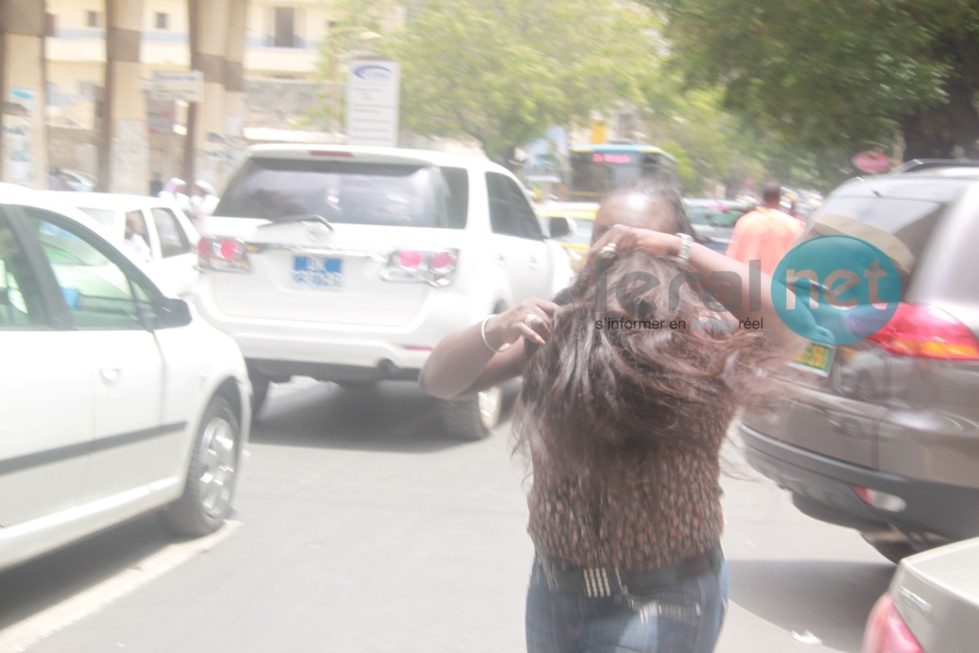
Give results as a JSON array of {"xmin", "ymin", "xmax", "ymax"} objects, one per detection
[
  {"xmin": 648, "ymin": 0, "xmax": 979, "ymax": 160},
  {"xmin": 313, "ymin": 0, "xmax": 665, "ymax": 163}
]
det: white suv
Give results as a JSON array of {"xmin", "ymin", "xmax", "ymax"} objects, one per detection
[{"xmin": 194, "ymin": 145, "xmax": 573, "ymax": 439}]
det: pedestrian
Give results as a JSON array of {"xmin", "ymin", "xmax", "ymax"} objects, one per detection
[
  {"xmin": 724, "ymin": 182, "xmax": 804, "ymax": 276},
  {"xmin": 149, "ymin": 172, "xmax": 163, "ymax": 197},
  {"xmin": 419, "ymin": 179, "xmax": 805, "ymax": 653},
  {"xmin": 124, "ymin": 213, "xmax": 152, "ymax": 263},
  {"xmin": 190, "ymin": 180, "xmax": 219, "ymax": 226},
  {"xmin": 159, "ymin": 177, "xmax": 192, "ymax": 214}
]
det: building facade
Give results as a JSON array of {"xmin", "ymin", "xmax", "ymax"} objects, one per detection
[{"xmin": 42, "ymin": 0, "xmax": 336, "ymax": 191}]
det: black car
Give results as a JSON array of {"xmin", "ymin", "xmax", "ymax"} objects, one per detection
[{"xmin": 739, "ymin": 160, "xmax": 979, "ymax": 563}]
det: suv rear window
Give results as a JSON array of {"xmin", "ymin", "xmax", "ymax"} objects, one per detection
[
  {"xmin": 805, "ymin": 196, "xmax": 944, "ymax": 295},
  {"xmin": 215, "ymin": 159, "xmax": 467, "ymax": 228}
]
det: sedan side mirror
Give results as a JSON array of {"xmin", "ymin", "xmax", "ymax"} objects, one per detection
[
  {"xmin": 154, "ymin": 297, "xmax": 193, "ymax": 329},
  {"xmin": 548, "ymin": 216, "xmax": 572, "ymax": 239}
]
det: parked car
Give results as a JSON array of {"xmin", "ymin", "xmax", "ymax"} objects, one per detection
[
  {"xmin": 0, "ymin": 183, "xmax": 250, "ymax": 573},
  {"xmin": 738, "ymin": 160, "xmax": 979, "ymax": 562},
  {"xmin": 193, "ymin": 144, "xmax": 575, "ymax": 439},
  {"xmin": 41, "ymin": 191, "xmax": 200, "ymax": 297},
  {"xmin": 863, "ymin": 536, "xmax": 979, "ymax": 653},
  {"xmin": 683, "ymin": 198, "xmax": 754, "ymax": 253},
  {"xmin": 536, "ymin": 201, "xmax": 601, "ymax": 270},
  {"xmin": 49, "ymin": 168, "xmax": 95, "ymax": 193}
]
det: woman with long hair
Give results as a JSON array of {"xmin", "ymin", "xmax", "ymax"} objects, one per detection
[{"xmin": 419, "ymin": 179, "xmax": 804, "ymax": 653}]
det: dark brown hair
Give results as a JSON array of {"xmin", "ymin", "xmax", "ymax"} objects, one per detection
[{"xmin": 513, "ymin": 246, "xmax": 784, "ymax": 479}]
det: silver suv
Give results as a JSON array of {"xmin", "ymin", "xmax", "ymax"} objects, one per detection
[
  {"xmin": 193, "ymin": 145, "xmax": 573, "ymax": 440},
  {"xmin": 739, "ymin": 160, "xmax": 979, "ymax": 562}
]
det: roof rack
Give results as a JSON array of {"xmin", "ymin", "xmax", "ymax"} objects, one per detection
[{"xmin": 897, "ymin": 159, "xmax": 979, "ymax": 173}]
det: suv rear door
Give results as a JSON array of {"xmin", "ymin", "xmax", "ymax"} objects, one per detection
[{"xmin": 486, "ymin": 171, "xmax": 555, "ymax": 301}]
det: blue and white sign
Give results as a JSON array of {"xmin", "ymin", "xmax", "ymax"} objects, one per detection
[{"xmin": 345, "ymin": 58, "xmax": 400, "ymax": 147}]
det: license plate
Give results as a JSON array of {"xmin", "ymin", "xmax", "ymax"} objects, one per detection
[
  {"xmin": 292, "ymin": 256, "xmax": 343, "ymax": 290},
  {"xmin": 792, "ymin": 342, "xmax": 835, "ymax": 374}
]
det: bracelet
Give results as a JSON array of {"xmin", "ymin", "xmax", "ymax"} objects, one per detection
[
  {"xmin": 480, "ymin": 315, "xmax": 510, "ymax": 353},
  {"xmin": 674, "ymin": 233, "xmax": 693, "ymax": 261}
]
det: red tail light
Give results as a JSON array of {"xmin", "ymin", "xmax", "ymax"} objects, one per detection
[
  {"xmin": 866, "ymin": 303, "xmax": 979, "ymax": 361},
  {"xmin": 382, "ymin": 248, "xmax": 459, "ymax": 286},
  {"xmin": 862, "ymin": 595, "xmax": 923, "ymax": 653},
  {"xmin": 397, "ymin": 249, "xmax": 423, "ymax": 269},
  {"xmin": 198, "ymin": 237, "xmax": 252, "ymax": 272}
]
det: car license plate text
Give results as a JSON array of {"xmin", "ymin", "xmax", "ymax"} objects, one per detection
[{"xmin": 292, "ymin": 256, "xmax": 342, "ymax": 290}]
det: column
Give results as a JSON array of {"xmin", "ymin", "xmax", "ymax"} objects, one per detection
[
  {"xmin": 189, "ymin": 0, "xmax": 230, "ymax": 187},
  {"xmin": 0, "ymin": 0, "xmax": 48, "ymax": 188},
  {"xmin": 101, "ymin": 0, "xmax": 148, "ymax": 194}
]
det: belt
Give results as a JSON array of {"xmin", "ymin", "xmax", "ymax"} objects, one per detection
[{"xmin": 536, "ymin": 544, "xmax": 723, "ymax": 597}]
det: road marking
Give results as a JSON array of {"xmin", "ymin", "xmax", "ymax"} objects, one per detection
[{"xmin": 0, "ymin": 520, "xmax": 242, "ymax": 652}]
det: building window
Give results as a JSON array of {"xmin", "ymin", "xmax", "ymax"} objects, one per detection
[
  {"xmin": 155, "ymin": 12, "xmax": 169, "ymax": 30},
  {"xmin": 86, "ymin": 10, "xmax": 101, "ymax": 28},
  {"xmin": 273, "ymin": 7, "xmax": 296, "ymax": 48}
]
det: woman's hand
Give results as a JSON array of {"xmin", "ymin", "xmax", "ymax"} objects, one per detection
[
  {"xmin": 484, "ymin": 298, "xmax": 559, "ymax": 348},
  {"xmin": 589, "ymin": 224, "xmax": 681, "ymax": 261}
]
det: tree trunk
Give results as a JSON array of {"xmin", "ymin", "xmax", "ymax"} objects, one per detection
[{"xmin": 900, "ymin": 75, "xmax": 979, "ymax": 161}]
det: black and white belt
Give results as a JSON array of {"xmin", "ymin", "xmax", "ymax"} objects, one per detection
[{"xmin": 536, "ymin": 544, "xmax": 723, "ymax": 598}]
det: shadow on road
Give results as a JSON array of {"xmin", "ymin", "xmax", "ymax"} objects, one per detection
[
  {"xmin": 728, "ymin": 558, "xmax": 894, "ymax": 652},
  {"xmin": 0, "ymin": 514, "xmax": 176, "ymax": 630},
  {"xmin": 249, "ymin": 379, "xmax": 521, "ymax": 454}
]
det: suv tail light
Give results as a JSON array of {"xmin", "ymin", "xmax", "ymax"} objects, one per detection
[
  {"xmin": 862, "ymin": 595, "xmax": 923, "ymax": 653},
  {"xmin": 381, "ymin": 248, "xmax": 459, "ymax": 286},
  {"xmin": 866, "ymin": 303, "xmax": 979, "ymax": 361},
  {"xmin": 198, "ymin": 237, "xmax": 252, "ymax": 273}
]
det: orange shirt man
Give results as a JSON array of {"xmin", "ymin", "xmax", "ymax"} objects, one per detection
[{"xmin": 725, "ymin": 183, "xmax": 804, "ymax": 276}]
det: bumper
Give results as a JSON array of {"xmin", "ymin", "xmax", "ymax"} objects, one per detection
[
  {"xmin": 192, "ymin": 286, "xmax": 484, "ymax": 380},
  {"xmin": 740, "ymin": 424, "xmax": 979, "ymax": 541}
]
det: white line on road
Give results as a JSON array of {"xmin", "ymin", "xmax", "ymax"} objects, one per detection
[{"xmin": 0, "ymin": 520, "xmax": 243, "ymax": 653}]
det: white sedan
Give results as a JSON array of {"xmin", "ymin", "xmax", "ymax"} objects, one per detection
[
  {"xmin": 0, "ymin": 183, "xmax": 250, "ymax": 573},
  {"xmin": 42, "ymin": 191, "xmax": 200, "ymax": 297}
]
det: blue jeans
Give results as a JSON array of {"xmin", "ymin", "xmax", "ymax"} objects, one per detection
[{"xmin": 526, "ymin": 556, "xmax": 729, "ymax": 653}]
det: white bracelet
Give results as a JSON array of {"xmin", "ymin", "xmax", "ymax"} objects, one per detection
[
  {"xmin": 480, "ymin": 315, "xmax": 510, "ymax": 353},
  {"xmin": 674, "ymin": 233, "xmax": 693, "ymax": 261}
]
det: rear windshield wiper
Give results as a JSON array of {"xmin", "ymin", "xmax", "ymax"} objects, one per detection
[{"xmin": 258, "ymin": 214, "xmax": 334, "ymax": 231}]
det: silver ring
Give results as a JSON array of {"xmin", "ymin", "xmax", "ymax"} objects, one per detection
[
  {"xmin": 525, "ymin": 314, "xmax": 538, "ymax": 326},
  {"xmin": 598, "ymin": 243, "xmax": 618, "ymax": 259}
]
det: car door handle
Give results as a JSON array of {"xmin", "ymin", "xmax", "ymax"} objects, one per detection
[
  {"xmin": 527, "ymin": 256, "xmax": 539, "ymax": 269},
  {"xmin": 99, "ymin": 368, "xmax": 120, "ymax": 384},
  {"xmin": 495, "ymin": 253, "xmax": 506, "ymax": 266}
]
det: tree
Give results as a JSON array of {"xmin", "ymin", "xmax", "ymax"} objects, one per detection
[
  {"xmin": 648, "ymin": 0, "xmax": 979, "ymax": 161},
  {"xmin": 316, "ymin": 0, "xmax": 666, "ymax": 166}
]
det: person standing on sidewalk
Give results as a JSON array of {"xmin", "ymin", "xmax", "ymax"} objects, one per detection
[
  {"xmin": 725, "ymin": 182, "xmax": 804, "ymax": 276},
  {"xmin": 419, "ymin": 179, "xmax": 805, "ymax": 653}
]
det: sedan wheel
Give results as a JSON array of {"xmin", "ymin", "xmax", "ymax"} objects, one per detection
[{"xmin": 161, "ymin": 395, "xmax": 241, "ymax": 537}]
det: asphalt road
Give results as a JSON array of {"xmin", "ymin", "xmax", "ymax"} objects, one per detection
[{"xmin": 0, "ymin": 379, "xmax": 895, "ymax": 652}]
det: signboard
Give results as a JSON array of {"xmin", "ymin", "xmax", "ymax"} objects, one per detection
[
  {"xmin": 147, "ymin": 98, "xmax": 175, "ymax": 134},
  {"xmin": 345, "ymin": 58, "xmax": 400, "ymax": 147},
  {"xmin": 150, "ymin": 71, "xmax": 203, "ymax": 103},
  {"xmin": 852, "ymin": 152, "xmax": 892, "ymax": 174}
]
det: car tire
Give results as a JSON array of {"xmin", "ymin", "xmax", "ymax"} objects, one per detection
[
  {"xmin": 438, "ymin": 386, "xmax": 503, "ymax": 441},
  {"xmin": 160, "ymin": 395, "xmax": 241, "ymax": 537},
  {"xmin": 248, "ymin": 368, "xmax": 270, "ymax": 417},
  {"xmin": 861, "ymin": 533, "xmax": 917, "ymax": 564}
]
